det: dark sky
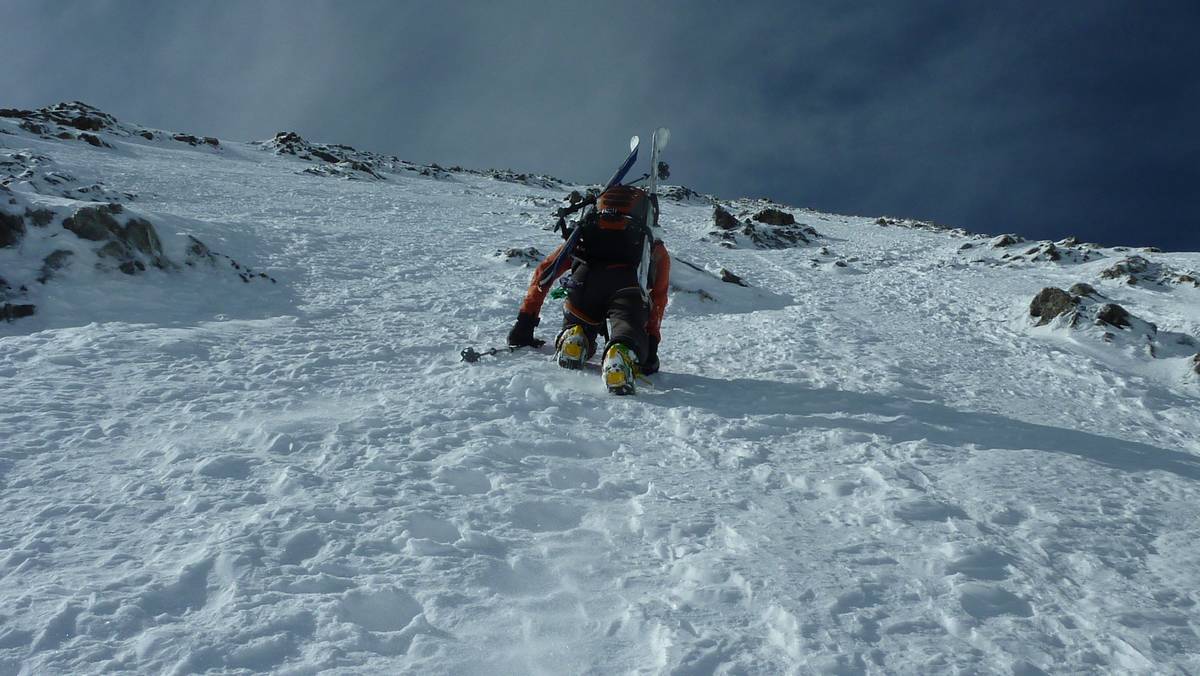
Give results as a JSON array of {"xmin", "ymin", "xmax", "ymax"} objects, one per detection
[{"xmin": 6, "ymin": 1, "xmax": 1199, "ymax": 250}]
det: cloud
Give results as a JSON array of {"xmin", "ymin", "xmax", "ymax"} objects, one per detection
[{"xmin": 3, "ymin": 0, "xmax": 1197, "ymax": 248}]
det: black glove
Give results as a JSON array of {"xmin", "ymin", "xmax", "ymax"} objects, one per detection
[
  {"xmin": 507, "ymin": 312, "xmax": 545, "ymax": 348},
  {"xmin": 642, "ymin": 335, "xmax": 661, "ymax": 374}
]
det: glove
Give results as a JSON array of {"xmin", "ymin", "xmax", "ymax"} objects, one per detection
[
  {"xmin": 507, "ymin": 312, "xmax": 545, "ymax": 348},
  {"xmin": 642, "ymin": 335, "xmax": 661, "ymax": 374}
]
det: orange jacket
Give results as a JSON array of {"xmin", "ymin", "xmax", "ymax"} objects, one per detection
[{"xmin": 519, "ymin": 240, "xmax": 671, "ymax": 340}]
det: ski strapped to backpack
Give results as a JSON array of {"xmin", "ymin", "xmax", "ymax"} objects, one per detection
[
  {"xmin": 637, "ymin": 127, "xmax": 670, "ymax": 292},
  {"xmin": 537, "ymin": 135, "xmax": 641, "ymax": 291}
]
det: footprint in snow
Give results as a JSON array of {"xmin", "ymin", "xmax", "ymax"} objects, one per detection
[
  {"xmin": 892, "ymin": 498, "xmax": 968, "ymax": 522},
  {"xmin": 818, "ymin": 478, "xmax": 861, "ymax": 498},
  {"xmin": 988, "ymin": 504, "xmax": 1031, "ymax": 526},
  {"xmin": 830, "ymin": 581, "xmax": 886, "ymax": 614},
  {"xmin": 546, "ymin": 466, "xmax": 600, "ymax": 490},
  {"xmin": 432, "ymin": 466, "xmax": 491, "ymax": 494},
  {"xmin": 194, "ymin": 455, "xmax": 255, "ymax": 479},
  {"xmin": 403, "ymin": 513, "xmax": 460, "ymax": 544},
  {"xmin": 957, "ymin": 583, "xmax": 1033, "ymax": 620},
  {"xmin": 508, "ymin": 500, "xmax": 584, "ymax": 532},
  {"xmin": 279, "ymin": 529, "xmax": 324, "ymax": 565},
  {"xmin": 943, "ymin": 544, "xmax": 1015, "ymax": 581},
  {"xmin": 340, "ymin": 587, "xmax": 423, "ymax": 632}
]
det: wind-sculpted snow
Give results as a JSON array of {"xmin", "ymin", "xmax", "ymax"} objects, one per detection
[
  {"xmin": 1, "ymin": 104, "xmax": 1200, "ymax": 674},
  {"xmin": 0, "ymin": 175, "xmax": 279, "ymax": 330},
  {"xmin": 667, "ymin": 257, "xmax": 793, "ymax": 315},
  {"xmin": 0, "ymin": 150, "xmax": 136, "ymax": 203}
]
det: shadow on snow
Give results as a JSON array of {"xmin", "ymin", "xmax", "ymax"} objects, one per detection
[{"xmin": 649, "ymin": 372, "xmax": 1200, "ymax": 481}]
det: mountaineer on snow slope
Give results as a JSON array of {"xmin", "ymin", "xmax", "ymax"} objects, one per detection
[
  {"xmin": 507, "ymin": 184, "xmax": 671, "ymax": 395},
  {"xmin": 506, "ymin": 129, "xmax": 671, "ymax": 395}
]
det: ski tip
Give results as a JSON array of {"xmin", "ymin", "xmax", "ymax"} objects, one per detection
[
  {"xmin": 630, "ymin": 135, "xmax": 640, "ymax": 151},
  {"xmin": 654, "ymin": 128, "xmax": 670, "ymax": 151}
]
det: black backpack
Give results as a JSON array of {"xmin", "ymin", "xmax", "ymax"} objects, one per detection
[{"xmin": 576, "ymin": 185, "xmax": 652, "ymax": 266}]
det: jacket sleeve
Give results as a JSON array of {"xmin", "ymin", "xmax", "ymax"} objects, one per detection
[
  {"xmin": 647, "ymin": 240, "xmax": 671, "ymax": 340},
  {"xmin": 518, "ymin": 244, "xmax": 567, "ymax": 318}
]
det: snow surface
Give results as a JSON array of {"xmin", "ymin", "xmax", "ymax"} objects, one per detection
[{"xmin": 2, "ymin": 112, "xmax": 1200, "ymax": 675}]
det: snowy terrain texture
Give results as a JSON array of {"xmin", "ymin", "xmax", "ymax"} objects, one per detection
[{"xmin": 2, "ymin": 103, "xmax": 1200, "ymax": 675}]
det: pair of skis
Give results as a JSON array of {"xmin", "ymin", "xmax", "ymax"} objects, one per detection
[{"xmin": 537, "ymin": 128, "xmax": 670, "ymax": 291}]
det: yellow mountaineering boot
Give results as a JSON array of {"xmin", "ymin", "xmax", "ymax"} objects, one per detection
[
  {"xmin": 556, "ymin": 325, "xmax": 590, "ymax": 370},
  {"xmin": 602, "ymin": 343, "xmax": 638, "ymax": 395}
]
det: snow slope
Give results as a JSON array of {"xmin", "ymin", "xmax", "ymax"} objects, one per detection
[{"xmin": 2, "ymin": 107, "xmax": 1200, "ymax": 675}]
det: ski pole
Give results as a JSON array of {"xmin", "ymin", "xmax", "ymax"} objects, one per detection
[{"xmin": 460, "ymin": 345, "xmax": 536, "ymax": 363}]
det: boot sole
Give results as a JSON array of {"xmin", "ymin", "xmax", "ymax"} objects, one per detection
[{"xmin": 604, "ymin": 368, "xmax": 636, "ymax": 395}]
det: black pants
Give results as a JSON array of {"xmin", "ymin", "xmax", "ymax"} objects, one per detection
[{"xmin": 561, "ymin": 263, "xmax": 649, "ymax": 363}]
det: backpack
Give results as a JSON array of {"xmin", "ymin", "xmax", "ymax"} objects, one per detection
[{"xmin": 576, "ymin": 185, "xmax": 652, "ymax": 266}]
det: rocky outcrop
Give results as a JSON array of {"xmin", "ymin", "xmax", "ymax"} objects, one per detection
[
  {"xmin": 1095, "ymin": 303, "xmax": 1131, "ymax": 329},
  {"xmin": 1100, "ymin": 255, "xmax": 1150, "ymax": 283},
  {"xmin": 26, "ymin": 208, "xmax": 53, "ymax": 227},
  {"xmin": 261, "ymin": 131, "xmax": 405, "ymax": 181},
  {"xmin": 2, "ymin": 192, "xmax": 277, "ymax": 323},
  {"xmin": 1068, "ymin": 282, "xmax": 1100, "ymax": 298},
  {"xmin": 659, "ymin": 185, "xmax": 707, "ymax": 203},
  {"xmin": 1029, "ymin": 286, "xmax": 1140, "ymax": 331},
  {"xmin": 713, "ymin": 205, "xmax": 738, "ymax": 230},
  {"xmin": 1, "ymin": 101, "xmax": 117, "ymax": 132},
  {"xmin": 1026, "ymin": 284, "xmax": 1200, "ymax": 375},
  {"xmin": 1029, "ymin": 287, "xmax": 1078, "ymax": 326},
  {"xmin": 993, "ymin": 239, "xmax": 1100, "ymax": 265},
  {"xmin": 1, "ymin": 150, "xmax": 136, "ymax": 203},
  {"xmin": 62, "ymin": 203, "xmax": 122, "ymax": 241},
  {"xmin": 62, "ymin": 204, "xmax": 168, "ymax": 274},
  {"xmin": 708, "ymin": 203, "xmax": 820, "ymax": 249},
  {"xmin": 719, "ymin": 268, "xmax": 749, "ymax": 287},
  {"xmin": 494, "ymin": 247, "xmax": 544, "ymax": 266},
  {"xmin": 2, "ymin": 102, "xmax": 120, "ymax": 149},
  {"xmin": 180, "ymin": 235, "xmax": 277, "ymax": 284},
  {"xmin": 3, "ymin": 101, "xmax": 220, "ymax": 152},
  {"xmin": 0, "ymin": 211, "xmax": 24, "ymax": 247},
  {"xmin": 1024, "ymin": 243, "xmax": 1062, "ymax": 261},
  {"xmin": 1099, "ymin": 255, "xmax": 1199, "ymax": 288},
  {"xmin": 1, "ymin": 303, "xmax": 35, "ymax": 322},
  {"xmin": 0, "ymin": 275, "xmax": 34, "ymax": 322},
  {"xmin": 876, "ymin": 216, "xmax": 972, "ymax": 237},
  {"xmin": 752, "ymin": 208, "xmax": 795, "ymax": 226},
  {"xmin": 171, "ymin": 134, "xmax": 220, "ymax": 147},
  {"xmin": 482, "ymin": 169, "xmax": 564, "ymax": 190},
  {"xmin": 79, "ymin": 133, "xmax": 109, "ymax": 148},
  {"xmin": 0, "ymin": 110, "xmax": 282, "ymax": 324},
  {"xmin": 37, "ymin": 250, "xmax": 74, "ymax": 283}
]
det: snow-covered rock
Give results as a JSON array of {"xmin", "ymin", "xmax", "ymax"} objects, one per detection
[
  {"xmin": 492, "ymin": 246, "xmax": 544, "ymax": 266},
  {"xmin": 1028, "ymin": 284, "xmax": 1199, "ymax": 378},
  {"xmin": 1, "ymin": 101, "xmax": 221, "ymax": 151},
  {"xmin": 1, "ymin": 150, "xmax": 136, "ymax": 202},
  {"xmin": 1100, "ymin": 254, "xmax": 1200, "ymax": 288},
  {"xmin": 706, "ymin": 202, "xmax": 821, "ymax": 249}
]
